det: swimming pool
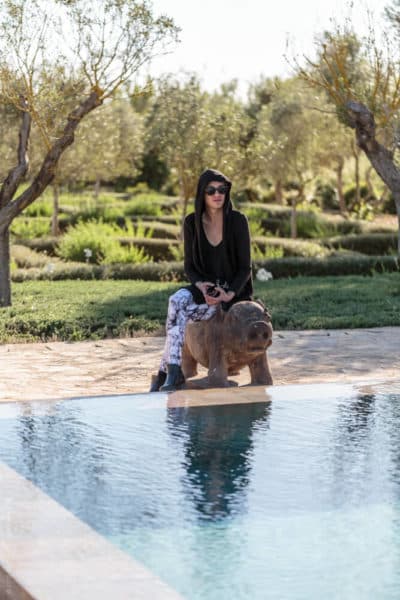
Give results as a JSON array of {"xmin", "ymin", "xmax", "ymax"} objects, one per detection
[{"xmin": 1, "ymin": 382, "xmax": 400, "ymax": 599}]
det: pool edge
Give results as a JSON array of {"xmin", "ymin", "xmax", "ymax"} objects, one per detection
[{"xmin": 0, "ymin": 462, "xmax": 183, "ymax": 600}]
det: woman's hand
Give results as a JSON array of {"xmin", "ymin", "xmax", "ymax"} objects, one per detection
[
  {"xmin": 195, "ymin": 281, "xmax": 214, "ymax": 299},
  {"xmin": 205, "ymin": 286, "xmax": 235, "ymax": 306},
  {"xmin": 215, "ymin": 287, "xmax": 235, "ymax": 304},
  {"xmin": 196, "ymin": 281, "xmax": 235, "ymax": 306}
]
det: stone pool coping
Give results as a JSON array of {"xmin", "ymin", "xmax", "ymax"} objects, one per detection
[{"xmin": 0, "ymin": 459, "xmax": 183, "ymax": 600}]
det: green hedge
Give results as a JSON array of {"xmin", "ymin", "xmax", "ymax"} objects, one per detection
[
  {"xmin": 11, "ymin": 255, "xmax": 400, "ymax": 282},
  {"xmin": 131, "ymin": 215, "xmax": 181, "ymax": 224},
  {"xmin": 252, "ymin": 236, "xmax": 328, "ymax": 258},
  {"xmin": 18, "ymin": 237, "xmax": 59, "ymax": 255},
  {"xmin": 20, "ymin": 234, "xmax": 180, "ymax": 260},
  {"xmin": 254, "ymin": 255, "xmax": 400, "ymax": 278},
  {"xmin": 12, "ymin": 261, "xmax": 185, "ymax": 282},
  {"xmin": 11, "ymin": 244, "xmax": 60, "ymax": 269},
  {"xmin": 240, "ymin": 202, "xmax": 368, "ymax": 237},
  {"xmin": 118, "ymin": 237, "xmax": 181, "ymax": 261},
  {"xmin": 322, "ymin": 232, "xmax": 398, "ymax": 255},
  {"xmin": 124, "ymin": 221, "xmax": 180, "ymax": 239},
  {"xmin": 122, "ymin": 236, "xmax": 327, "ymax": 261},
  {"xmin": 21, "ymin": 235, "xmax": 326, "ymax": 262}
]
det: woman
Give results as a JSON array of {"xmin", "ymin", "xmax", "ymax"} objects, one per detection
[{"xmin": 150, "ymin": 168, "xmax": 253, "ymax": 392}]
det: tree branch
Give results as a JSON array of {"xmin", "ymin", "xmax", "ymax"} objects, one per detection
[
  {"xmin": 346, "ymin": 100, "xmax": 400, "ymax": 193},
  {"xmin": 0, "ymin": 96, "xmax": 31, "ymax": 209},
  {"xmin": 0, "ymin": 90, "xmax": 102, "ymax": 225}
]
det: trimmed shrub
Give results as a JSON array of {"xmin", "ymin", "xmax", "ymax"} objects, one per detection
[
  {"xmin": 22, "ymin": 234, "xmax": 181, "ymax": 262},
  {"xmin": 242, "ymin": 203, "xmax": 364, "ymax": 237},
  {"xmin": 252, "ymin": 244, "xmax": 284, "ymax": 260},
  {"xmin": 125, "ymin": 220, "xmax": 180, "ymax": 239},
  {"xmin": 232, "ymin": 186, "xmax": 262, "ymax": 204},
  {"xmin": 18, "ymin": 237, "xmax": 59, "ymax": 255},
  {"xmin": 23, "ymin": 198, "xmax": 54, "ymax": 217},
  {"xmin": 12, "ymin": 261, "xmax": 186, "ymax": 282},
  {"xmin": 314, "ymin": 182, "xmax": 338, "ymax": 211},
  {"xmin": 123, "ymin": 193, "xmax": 179, "ymax": 217},
  {"xmin": 382, "ymin": 194, "xmax": 397, "ymax": 215},
  {"xmin": 323, "ymin": 233, "xmax": 398, "ymax": 255},
  {"xmin": 133, "ymin": 214, "xmax": 180, "ymax": 225},
  {"xmin": 12, "ymin": 255, "xmax": 400, "ymax": 283},
  {"xmin": 252, "ymin": 236, "xmax": 328, "ymax": 258},
  {"xmin": 362, "ymin": 220, "xmax": 397, "ymax": 234},
  {"xmin": 56, "ymin": 221, "xmax": 150, "ymax": 264},
  {"xmin": 254, "ymin": 255, "xmax": 400, "ymax": 278},
  {"xmin": 11, "ymin": 244, "xmax": 60, "ymax": 269},
  {"xmin": 11, "ymin": 217, "xmax": 51, "ymax": 239},
  {"xmin": 344, "ymin": 183, "xmax": 370, "ymax": 205},
  {"xmin": 118, "ymin": 238, "xmax": 181, "ymax": 261}
]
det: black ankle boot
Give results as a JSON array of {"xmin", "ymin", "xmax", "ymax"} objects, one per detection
[
  {"xmin": 149, "ymin": 370, "xmax": 167, "ymax": 392},
  {"xmin": 159, "ymin": 364, "xmax": 185, "ymax": 392}
]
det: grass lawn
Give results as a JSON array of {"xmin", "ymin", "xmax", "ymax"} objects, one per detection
[{"xmin": 0, "ymin": 272, "xmax": 399, "ymax": 343}]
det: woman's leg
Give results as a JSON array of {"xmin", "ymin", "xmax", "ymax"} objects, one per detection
[{"xmin": 159, "ymin": 288, "xmax": 215, "ymax": 378}]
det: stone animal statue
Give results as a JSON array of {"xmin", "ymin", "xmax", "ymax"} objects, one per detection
[{"xmin": 182, "ymin": 300, "xmax": 273, "ymax": 388}]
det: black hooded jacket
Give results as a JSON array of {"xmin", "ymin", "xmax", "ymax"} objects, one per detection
[{"xmin": 184, "ymin": 168, "xmax": 253, "ymax": 306}]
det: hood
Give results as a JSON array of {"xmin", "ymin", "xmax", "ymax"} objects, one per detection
[{"xmin": 194, "ymin": 168, "xmax": 232, "ymax": 235}]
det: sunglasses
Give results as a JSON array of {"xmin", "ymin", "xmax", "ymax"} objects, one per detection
[{"xmin": 205, "ymin": 185, "xmax": 228, "ymax": 196}]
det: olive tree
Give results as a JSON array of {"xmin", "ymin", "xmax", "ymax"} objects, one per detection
[
  {"xmin": 0, "ymin": 0, "xmax": 177, "ymax": 305},
  {"xmin": 147, "ymin": 75, "xmax": 249, "ymax": 220},
  {"xmin": 250, "ymin": 78, "xmax": 323, "ymax": 237},
  {"xmin": 60, "ymin": 98, "xmax": 145, "ymax": 195},
  {"xmin": 295, "ymin": 20, "xmax": 400, "ymax": 253},
  {"xmin": 146, "ymin": 75, "xmax": 210, "ymax": 218}
]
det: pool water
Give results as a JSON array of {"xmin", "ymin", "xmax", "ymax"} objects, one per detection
[{"xmin": 0, "ymin": 385, "xmax": 400, "ymax": 599}]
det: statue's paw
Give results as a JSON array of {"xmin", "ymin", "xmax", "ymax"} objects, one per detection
[
  {"xmin": 249, "ymin": 378, "xmax": 273, "ymax": 386},
  {"xmin": 208, "ymin": 378, "xmax": 238, "ymax": 389}
]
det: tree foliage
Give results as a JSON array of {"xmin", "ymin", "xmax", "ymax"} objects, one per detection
[
  {"xmin": 293, "ymin": 13, "xmax": 400, "ymax": 253},
  {"xmin": 0, "ymin": 0, "xmax": 178, "ymax": 305}
]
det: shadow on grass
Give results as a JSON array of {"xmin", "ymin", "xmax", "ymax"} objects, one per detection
[
  {"xmin": 69, "ymin": 287, "xmax": 176, "ymax": 339},
  {"xmin": 2, "ymin": 282, "xmax": 180, "ymax": 342}
]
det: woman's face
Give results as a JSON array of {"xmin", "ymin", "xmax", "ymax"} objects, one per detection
[{"xmin": 204, "ymin": 180, "xmax": 228, "ymax": 211}]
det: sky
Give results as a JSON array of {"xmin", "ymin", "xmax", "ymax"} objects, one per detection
[{"xmin": 147, "ymin": 0, "xmax": 388, "ymax": 96}]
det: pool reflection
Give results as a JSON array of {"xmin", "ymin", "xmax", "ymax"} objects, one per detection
[{"xmin": 167, "ymin": 402, "xmax": 270, "ymax": 521}]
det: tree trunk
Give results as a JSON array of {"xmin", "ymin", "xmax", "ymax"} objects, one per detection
[
  {"xmin": 93, "ymin": 176, "xmax": 101, "ymax": 201},
  {"xmin": 336, "ymin": 157, "xmax": 346, "ymax": 215},
  {"xmin": 394, "ymin": 192, "xmax": 400, "ymax": 256},
  {"xmin": 0, "ymin": 90, "xmax": 102, "ymax": 225},
  {"xmin": 346, "ymin": 100, "xmax": 400, "ymax": 255},
  {"xmin": 355, "ymin": 151, "xmax": 360, "ymax": 207},
  {"xmin": 0, "ymin": 228, "xmax": 11, "ymax": 306},
  {"xmin": 352, "ymin": 140, "xmax": 361, "ymax": 210},
  {"xmin": 275, "ymin": 179, "xmax": 283, "ymax": 204},
  {"xmin": 51, "ymin": 183, "xmax": 60, "ymax": 237},
  {"xmin": 290, "ymin": 198, "xmax": 297, "ymax": 239},
  {"xmin": 179, "ymin": 169, "xmax": 193, "ymax": 229},
  {"xmin": 379, "ymin": 186, "xmax": 389, "ymax": 203},
  {"xmin": 0, "ymin": 90, "xmax": 102, "ymax": 306},
  {"xmin": 365, "ymin": 165, "xmax": 375, "ymax": 199}
]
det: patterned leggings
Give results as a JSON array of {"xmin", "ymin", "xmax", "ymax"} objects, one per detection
[{"xmin": 159, "ymin": 288, "xmax": 216, "ymax": 371}]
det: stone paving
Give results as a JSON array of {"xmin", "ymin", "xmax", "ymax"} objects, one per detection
[{"xmin": 1, "ymin": 327, "xmax": 399, "ymax": 402}]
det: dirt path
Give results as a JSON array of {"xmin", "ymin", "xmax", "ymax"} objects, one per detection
[{"xmin": 1, "ymin": 327, "xmax": 399, "ymax": 403}]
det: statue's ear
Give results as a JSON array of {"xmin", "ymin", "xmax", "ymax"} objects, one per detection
[
  {"xmin": 215, "ymin": 304, "xmax": 225, "ymax": 323},
  {"xmin": 255, "ymin": 298, "xmax": 271, "ymax": 321},
  {"xmin": 255, "ymin": 298, "xmax": 265, "ymax": 310}
]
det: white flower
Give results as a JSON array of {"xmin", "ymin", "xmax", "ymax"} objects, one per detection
[
  {"xmin": 44, "ymin": 262, "xmax": 55, "ymax": 273},
  {"xmin": 83, "ymin": 248, "xmax": 93, "ymax": 259},
  {"xmin": 256, "ymin": 268, "xmax": 273, "ymax": 282}
]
